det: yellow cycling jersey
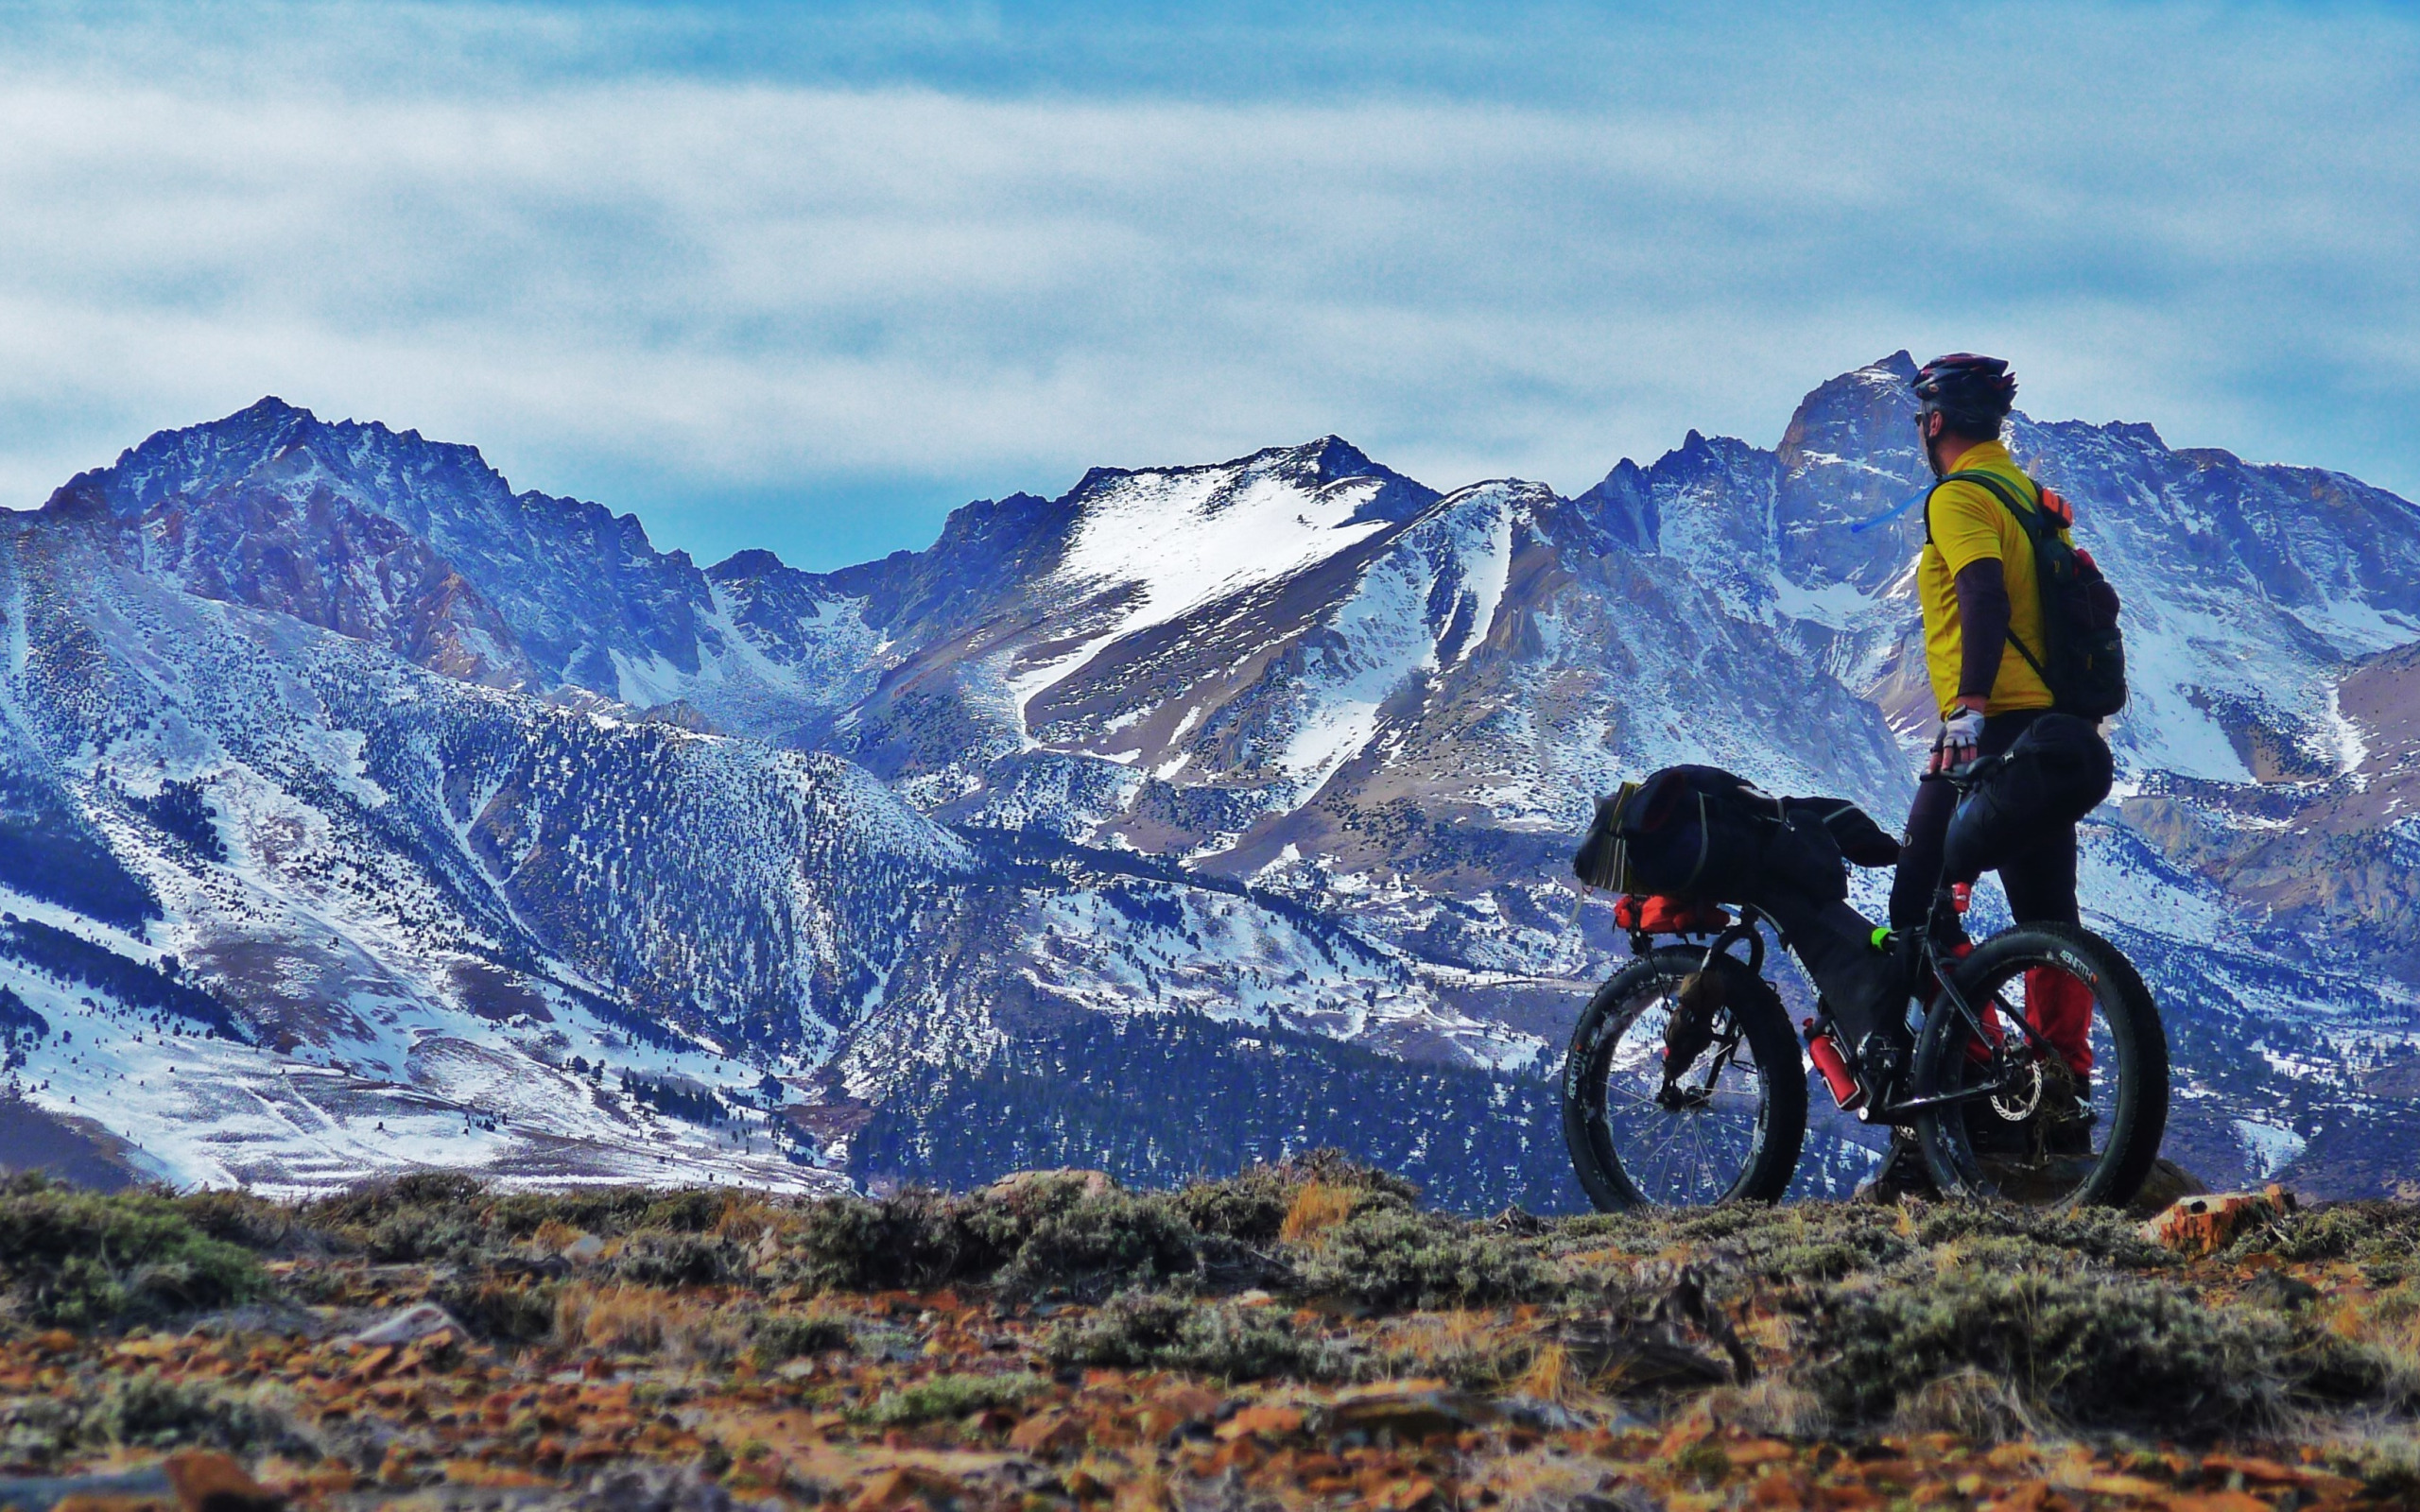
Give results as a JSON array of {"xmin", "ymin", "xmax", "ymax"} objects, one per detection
[{"xmin": 1917, "ymin": 438, "xmax": 2058, "ymax": 717}]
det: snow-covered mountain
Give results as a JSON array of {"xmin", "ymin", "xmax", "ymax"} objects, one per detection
[
  {"xmin": 0, "ymin": 459, "xmax": 1546, "ymax": 1198},
  {"xmin": 7, "ymin": 356, "xmax": 2418, "ymax": 1204}
]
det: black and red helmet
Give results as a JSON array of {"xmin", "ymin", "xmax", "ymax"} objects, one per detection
[{"xmin": 1911, "ymin": 353, "xmax": 2017, "ymax": 428}]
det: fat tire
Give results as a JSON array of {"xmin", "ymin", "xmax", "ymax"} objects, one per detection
[
  {"xmin": 1910, "ymin": 921, "xmax": 2169, "ymax": 1209},
  {"xmin": 1561, "ymin": 947, "xmax": 1807, "ymax": 1211}
]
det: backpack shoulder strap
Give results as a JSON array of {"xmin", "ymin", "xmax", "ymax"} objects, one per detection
[
  {"xmin": 1942, "ymin": 469, "xmax": 2046, "ymax": 539},
  {"xmin": 1936, "ymin": 470, "xmax": 2053, "ymax": 682},
  {"xmin": 1924, "ymin": 468, "xmax": 2036, "ymax": 544}
]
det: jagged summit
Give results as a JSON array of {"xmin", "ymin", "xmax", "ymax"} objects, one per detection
[
  {"xmin": 60, "ymin": 396, "xmax": 505, "ymax": 522},
  {"xmin": 42, "ymin": 397, "xmax": 711, "ymax": 699},
  {"xmin": 1056, "ymin": 435, "xmax": 1439, "ymax": 532}
]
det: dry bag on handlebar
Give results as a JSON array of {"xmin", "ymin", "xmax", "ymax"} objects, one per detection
[
  {"xmin": 1572, "ymin": 765, "xmax": 1900, "ymax": 906},
  {"xmin": 1942, "ymin": 712, "xmax": 2114, "ymax": 885}
]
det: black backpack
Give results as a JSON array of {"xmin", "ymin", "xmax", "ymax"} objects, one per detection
[{"xmin": 1931, "ymin": 470, "xmax": 2127, "ymax": 719}]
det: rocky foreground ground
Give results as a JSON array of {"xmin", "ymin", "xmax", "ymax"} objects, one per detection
[{"xmin": 0, "ymin": 1159, "xmax": 2415, "ymax": 1512}]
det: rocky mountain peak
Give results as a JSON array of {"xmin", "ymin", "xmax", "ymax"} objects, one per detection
[
  {"xmin": 709, "ymin": 547, "xmax": 790, "ymax": 580},
  {"xmin": 36, "ymin": 401, "xmax": 718, "ymax": 702},
  {"xmin": 1772, "ymin": 355, "xmax": 1935, "ymax": 591}
]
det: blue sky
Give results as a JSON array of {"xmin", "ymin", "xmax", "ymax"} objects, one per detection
[{"xmin": 1, "ymin": 1, "xmax": 2414, "ymax": 569}]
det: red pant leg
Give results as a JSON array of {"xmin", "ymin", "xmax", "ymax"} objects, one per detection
[{"xmin": 2024, "ymin": 967, "xmax": 2096, "ymax": 1075}]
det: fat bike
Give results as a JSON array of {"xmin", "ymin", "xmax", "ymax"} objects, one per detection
[{"xmin": 1559, "ymin": 780, "xmax": 2169, "ymax": 1211}]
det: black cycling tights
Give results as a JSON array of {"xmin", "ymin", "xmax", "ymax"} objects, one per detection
[{"xmin": 1888, "ymin": 708, "xmax": 2081, "ymax": 932}]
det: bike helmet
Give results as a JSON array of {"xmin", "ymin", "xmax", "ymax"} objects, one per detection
[{"xmin": 1911, "ymin": 353, "xmax": 2017, "ymax": 437}]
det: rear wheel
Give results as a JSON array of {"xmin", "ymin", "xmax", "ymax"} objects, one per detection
[
  {"xmin": 1910, "ymin": 922, "xmax": 2168, "ymax": 1209},
  {"xmin": 1561, "ymin": 947, "xmax": 1806, "ymax": 1210}
]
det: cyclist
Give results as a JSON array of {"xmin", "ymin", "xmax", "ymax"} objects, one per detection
[{"xmin": 1862, "ymin": 352, "xmax": 2093, "ymax": 1199}]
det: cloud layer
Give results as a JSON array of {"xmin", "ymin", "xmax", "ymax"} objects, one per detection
[{"xmin": 2, "ymin": 1, "xmax": 2414, "ymax": 568}]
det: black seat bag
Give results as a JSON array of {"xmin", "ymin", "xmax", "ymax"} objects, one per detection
[
  {"xmin": 1942, "ymin": 713, "xmax": 2114, "ymax": 885},
  {"xmin": 1576, "ymin": 765, "xmax": 1897, "ymax": 905}
]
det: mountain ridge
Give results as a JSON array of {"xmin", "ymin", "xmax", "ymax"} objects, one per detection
[{"xmin": 6, "ymin": 358, "xmax": 2420, "ymax": 1203}]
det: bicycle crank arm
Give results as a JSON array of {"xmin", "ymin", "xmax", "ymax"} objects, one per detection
[{"xmin": 1873, "ymin": 1080, "xmax": 2017, "ymax": 1119}]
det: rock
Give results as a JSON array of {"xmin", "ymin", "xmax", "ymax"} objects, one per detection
[
  {"xmin": 2139, "ymin": 1184, "xmax": 2296, "ymax": 1257},
  {"xmin": 1495, "ymin": 1395, "xmax": 1590, "ymax": 1434},
  {"xmin": 2240, "ymin": 1269, "xmax": 2321, "ymax": 1312},
  {"xmin": 164, "ymin": 1452, "xmax": 282, "ymax": 1512},
  {"xmin": 563, "ymin": 1233, "xmax": 608, "ymax": 1263},
  {"xmin": 2125, "ymin": 1158, "xmax": 2211, "ymax": 1219},
  {"xmin": 0, "ymin": 1468, "xmax": 175, "ymax": 1512},
  {"xmin": 1214, "ymin": 1404, "xmax": 1306, "ymax": 1441},
  {"xmin": 847, "ymin": 1466, "xmax": 962, "ymax": 1511},
  {"xmin": 346, "ymin": 1302, "xmax": 466, "ymax": 1348},
  {"xmin": 575, "ymin": 1463, "xmax": 754, "ymax": 1511},
  {"xmin": 1138, "ymin": 1385, "xmax": 1224, "ymax": 1443},
  {"xmin": 1309, "ymin": 1382, "xmax": 1492, "ymax": 1440},
  {"xmin": 0, "ymin": 1452, "xmax": 279, "ymax": 1512},
  {"xmin": 982, "ymin": 1169, "xmax": 1116, "ymax": 1203},
  {"xmin": 1008, "ymin": 1409, "xmax": 1087, "ymax": 1459}
]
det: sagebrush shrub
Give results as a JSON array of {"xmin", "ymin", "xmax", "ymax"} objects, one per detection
[
  {"xmin": 1791, "ymin": 1264, "xmax": 2381, "ymax": 1435},
  {"xmin": 0, "ymin": 1175, "xmax": 266, "ymax": 1328}
]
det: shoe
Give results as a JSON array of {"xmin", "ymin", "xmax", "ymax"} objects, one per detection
[
  {"xmin": 1854, "ymin": 1132, "xmax": 1936, "ymax": 1204},
  {"xmin": 2039, "ymin": 1063, "xmax": 2095, "ymax": 1158}
]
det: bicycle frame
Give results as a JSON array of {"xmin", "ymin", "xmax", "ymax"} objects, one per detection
[{"xmin": 1674, "ymin": 880, "xmax": 2056, "ymax": 1128}]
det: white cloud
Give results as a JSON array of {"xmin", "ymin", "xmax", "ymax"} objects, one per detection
[{"xmin": 0, "ymin": 2, "xmax": 2413, "ymax": 567}]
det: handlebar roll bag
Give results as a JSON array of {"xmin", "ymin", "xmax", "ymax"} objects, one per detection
[{"xmin": 1575, "ymin": 765, "xmax": 1882, "ymax": 906}]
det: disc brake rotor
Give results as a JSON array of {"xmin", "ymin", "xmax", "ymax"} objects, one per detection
[{"xmin": 1988, "ymin": 1051, "xmax": 2045, "ymax": 1122}]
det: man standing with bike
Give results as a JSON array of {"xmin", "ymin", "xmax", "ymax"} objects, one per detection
[
  {"xmin": 1860, "ymin": 353, "xmax": 2094, "ymax": 1199},
  {"xmin": 1560, "ymin": 353, "xmax": 2162, "ymax": 1212}
]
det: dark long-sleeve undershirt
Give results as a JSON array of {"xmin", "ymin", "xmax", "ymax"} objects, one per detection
[{"xmin": 1953, "ymin": 558, "xmax": 2013, "ymax": 702}]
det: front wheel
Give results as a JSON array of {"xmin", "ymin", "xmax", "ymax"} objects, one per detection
[
  {"xmin": 1561, "ymin": 947, "xmax": 1807, "ymax": 1210},
  {"xmin": 1910, "ymin": 921, "xmax": 2168, "ymax": 1209}
]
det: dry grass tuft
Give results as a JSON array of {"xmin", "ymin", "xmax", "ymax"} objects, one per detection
[
  {"xmin": 529, "ymin": 1218, "xmax": 582, "ymax": 1252},
  {"xmin": 1279, "ymin": 1181, "xmax": 1359, "ymax": 1246},
  {"xmin": 1371, "ymin": 1310, "xmax": 1514, "ymax": 1387},
  {"xmin": 1114, "ymin": 1469, "xmax": 1177, "ymax": 1512},
  {"xmin": 712, "ymin": 1199, "xmax": 783, "ymax": 1245},
  {"xmin": 1710, "ymin": 1378, "xmax": 1830, "ymax": 1440},
  {"xmin": 1890, "ymin": 1368, "xmax": 2039, "ymax": 1444},
  {"xmin": 2323, "ymin": 1280, "xmax": 2420, "ymax": 1400},
  {"xmin": 554, "ymin": 1281, "xmax": 751, "ymax": 1365},
  {"xmin": 1512, "ymin": 1341, "xmax": 1579, "ymax": 1405}
]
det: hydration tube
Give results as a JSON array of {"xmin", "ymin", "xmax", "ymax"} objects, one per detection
[{"xmin": 1846, "ymin": 490, "xmax": 1930, "ymax": 535}]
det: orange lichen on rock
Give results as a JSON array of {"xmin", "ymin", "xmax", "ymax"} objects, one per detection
[{"xmin": 2140, "ymin": 1183, "xmax": 2298, "ymax": 1256}]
